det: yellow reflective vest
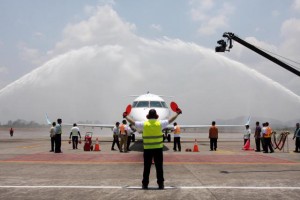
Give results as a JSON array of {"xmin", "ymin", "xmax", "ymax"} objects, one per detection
[{"xmin": 143, "ymin": 120, "xmax": 164, "ymax": 149}]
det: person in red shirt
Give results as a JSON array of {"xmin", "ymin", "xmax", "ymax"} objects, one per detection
[{"xmin": 209, "ymin": 121, "xmax": 218, "ymax": 151}]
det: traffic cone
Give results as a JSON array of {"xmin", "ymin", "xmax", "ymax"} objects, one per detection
[
  {"xmin": 193, "ymin": 139, "xmax": 199, "ymax": 152},
  {"xmin": 242, "ymin": 139, "xmax": 254, "ymax": 151},
  {"xmin": 94, "ymin": 137, "xmax": 101, "ymax": 151}
]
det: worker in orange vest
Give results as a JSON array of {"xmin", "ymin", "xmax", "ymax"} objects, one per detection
[
  {"xmin": 173, "ymin": 122, "xmax": 181, "ymax": 151},
  {"xmin": 119, "ymin": 120, "xmax": 129, "ymax": 153},
  {"xmin": 263, "ymin": 122, "xmax": 274, "ymax": 153}
]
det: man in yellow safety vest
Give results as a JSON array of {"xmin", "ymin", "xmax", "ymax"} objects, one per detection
[{"xmin": 124, "ymin": 108, "xmax": 181, "ymax": 189}]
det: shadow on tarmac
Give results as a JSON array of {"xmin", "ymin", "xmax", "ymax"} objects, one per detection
[{"xmin": 129, "ymin": 140, "xmax": 170, "ymax": 152}]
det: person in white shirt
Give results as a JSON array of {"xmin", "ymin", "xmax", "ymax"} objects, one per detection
[
  {"xmin": 261, "ymin": 123, "xmax": 267, "ymax": 151},
  {"xmin": 69, "ymin": 123, "xmax": 81, "ymax": 150},
  {"xmin": 243, "ymin": 125, "xmax": 251, "ymax": 145},
  {"xmin": 127, "ymin": 124, "xmax": 135, "ymax": 151},
  {"xmin": 111, "ymin": 122, "xmax": 120, "ymax": 151},
  {"xmin": 49, "ymin": 122, "xmax": 56, "ymax": 152}
]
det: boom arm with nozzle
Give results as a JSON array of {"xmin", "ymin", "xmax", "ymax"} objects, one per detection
[{"xmin": 215, "ymin": 32, "xmax": 300, "ymax": 77}]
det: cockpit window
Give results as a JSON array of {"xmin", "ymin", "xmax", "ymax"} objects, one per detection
[
  {"xmin": 133, "ymin": 101, "xmax": 168, "ymax": 108},
  {"xmin": 150, "ymin": 101, "xmax": 162, "ymax": 107},
  {"xmin": 136, "ymin": 101, "xmax": 149, "ymax": 108},
  {"xmin": 132, "ymin": 101, "xmax": 138, "ymax": 108},
  {"xmin": 161, "ymin": 101, "xmax": 168, "ymax": 108}
]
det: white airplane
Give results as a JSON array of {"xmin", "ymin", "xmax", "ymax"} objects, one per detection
[{"xmin": 46, "ymin": 92, "xmax": 250, "ymax": 142}]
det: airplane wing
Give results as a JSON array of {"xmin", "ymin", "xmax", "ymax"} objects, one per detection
[
  {"xmin": 73, "ymin": 123, "xmax": 114, "ymax": 129},
  {"xmin": 165, "ymin": 116, "xmax": 251, "ymax": 129},
  {"xmin": 45, "ymin": 114, "xmax": 114, "ymax": 129},
  {"xmin": 167, "ymin": 124, "xmax": 244, "ymax": 129}
]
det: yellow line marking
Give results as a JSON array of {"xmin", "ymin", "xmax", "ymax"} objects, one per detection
[{"xmin": 17, "ymin": 144, "xmax": 42, "ymax": 149}]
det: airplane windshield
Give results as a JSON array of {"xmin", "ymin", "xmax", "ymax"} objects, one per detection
[
  {"xmin": 136, "ymin": 101, "xmax": 149, "ymax": 108},
  {"xmin": 161, "ymin": 101, "xmax": 168, "ymax": 108},
  {"xmin": 132, "ymin": 101, "xmax": 138, "ymax": 107},
  {"xmin": 150, "ymin": 101, "xmax": 162, "ymax": 107},
  {"xmin": 132, "ymin": 101, "xmax": 168, "ymax": 108}
]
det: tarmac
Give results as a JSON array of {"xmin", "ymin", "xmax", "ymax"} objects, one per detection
[{"xmin": 0, "ymin": 129, "xmax": 300, "ymax": 200}]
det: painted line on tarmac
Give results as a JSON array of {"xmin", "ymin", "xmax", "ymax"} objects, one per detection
[
  {"xmin": 1, "ymin": 160, "xmax": 299, "ymax": 165},
  {"xmin": 180, "ymin": 186, "xmax": 300, "ymax": 190},
  {"xmin": 1, "ymin": 186, "xmax": 300, "ymax": 190},
  {"xmin": 17, "ymin": 144, "xmax": 42, "ymax": 149},
  {"xmin": 0, "ymin": 186, "xmax": 122, "ymax": 189}
]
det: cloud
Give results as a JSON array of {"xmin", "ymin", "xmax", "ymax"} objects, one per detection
[
  {"xmin": 271, "ymin": 10, "xmax": 280, "ymax": 17},
  {"xmin": 280, "ymin": 18, "xmax": 300, "ymax": 59},
  {"xmin": 49, "ymin": 5, "xmax": 137, "ymax": 57},
  {"xmin": 292, "ymin": 0, "xmax": 300, "ymax": 11},
  {"xmin": 189, "ymin": 1, "xmax": 235, "ymax": 35},
  {"xmin": 150, "ymin": 24, "xmax": 162, "ymax": 32},
  {"xmin": 33, "ymin": 32, "xmax": 44, "ymax": 38},
  {"xmin": 18, "ymin": 44, "xmax": 45, "ymax": 66},
  {"xmin": 0, "ymin": 66, "xmax": 8, "ymax": 74},
  {"xmin": 0, "ymin": 5, "xmax": 300, "ymax": 125}
]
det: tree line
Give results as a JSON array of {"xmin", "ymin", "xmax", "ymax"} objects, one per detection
[{"xmin": 0, "ymin": 119, "xmax": 47, "ymax": 128}]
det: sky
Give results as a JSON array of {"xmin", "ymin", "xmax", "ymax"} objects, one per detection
[{"xmin": 0, "ymin": 0, "xmax": 300, "ymax": 125}]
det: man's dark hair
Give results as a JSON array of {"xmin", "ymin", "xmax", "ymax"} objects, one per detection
[{"xmin": 147, "ymin": 109, "xmax": 158, "ymax": 119}]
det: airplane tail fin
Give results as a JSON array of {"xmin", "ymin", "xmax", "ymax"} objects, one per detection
[
  {"xmin": 45, "ymin": 113, "xmax": 52, "ymax": 125},
  {"xmin": 245, "ymin": 116, "xmax": 251, "ymax": 125}
]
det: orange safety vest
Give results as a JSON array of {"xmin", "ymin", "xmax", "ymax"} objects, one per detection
[
  {"xmin": 264, "ymin": 127, "xmax": 272, "ymax": 138},
  {"xmin": 174, "ymin": 126, "xmax": 181, "ymax": 134},
  {"xmin": 120, "ymin": 124, "xmax": 127, "ymax": 135}
]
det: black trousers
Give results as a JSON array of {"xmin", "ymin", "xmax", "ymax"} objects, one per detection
[
  {"xmin": 173, "ymin": 137, "xmax": 181, "ymax": 151},
  {"xmin": 295, "ymin": 137, "xmax": 300, "ymax": 151},
  {"xmin": 127, "ymin": 135, "xmax": 132, "ymax": 150},
  {"xmin": 255, "ymin": 138, "xmax": 261, "ymax": 151},
  {"xmin": 55, "ymin": 134, "xmax": 62, "ymax": 153},
  {"xmin": 72, "ymin": 136, "xmax": 79, "ymax": 149},
  {"xmin": 111, "ymin": 135, "xmax": 120, "ymax": 150},
  {"xmin": 263, "ymin": 137, "xmax": 274, "ymax": 153},
  {"xmin": 210, "ymin": 138, "xmax": 218, "ymax": 150},
  {"xmin": 261, "ymin": 138, "xmax": 265, "ymax": 151},
  {"xmin": 142, "ymin": 148, "xmax": 164, "ymax": 186},
  {"xmin": 50, "ymin": 137, "xmax": 55, "ymax": 151}
]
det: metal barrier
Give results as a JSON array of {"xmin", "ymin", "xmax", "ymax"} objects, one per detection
[{"xmin": 271, "ymin": 131, "xmax": 290, "ymax": 153}]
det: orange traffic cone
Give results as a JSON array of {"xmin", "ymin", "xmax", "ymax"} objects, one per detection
[
  {"xmin": 193, "ymin": 139, "xmax": 199, "ymax": 152},
  {"xmin": 94, "ymin": 137, "xmax": 101, "ymax": 151},
  {"xmin": 242, "ymin": 139, "xmax": 254, "ymax": 151}
]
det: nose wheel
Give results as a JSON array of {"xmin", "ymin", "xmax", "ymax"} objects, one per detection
[{"xmin": 163, "ymin": 129, "xmax": 171, "ymax": 142}]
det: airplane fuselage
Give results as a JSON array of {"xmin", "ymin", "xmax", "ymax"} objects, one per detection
[{"xmin": 129, "ymin": 93, "xmax": 170, "ymax": 122}]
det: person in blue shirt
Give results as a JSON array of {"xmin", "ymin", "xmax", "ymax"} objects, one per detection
[{"xmin": 293, "ymin": 123, "xmax": 300, "ymax": 153}]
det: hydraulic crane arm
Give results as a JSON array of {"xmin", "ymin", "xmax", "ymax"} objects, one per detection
[{"xmin": 215, "ymin": 32, "xmax": 300, "ymax": 77}]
